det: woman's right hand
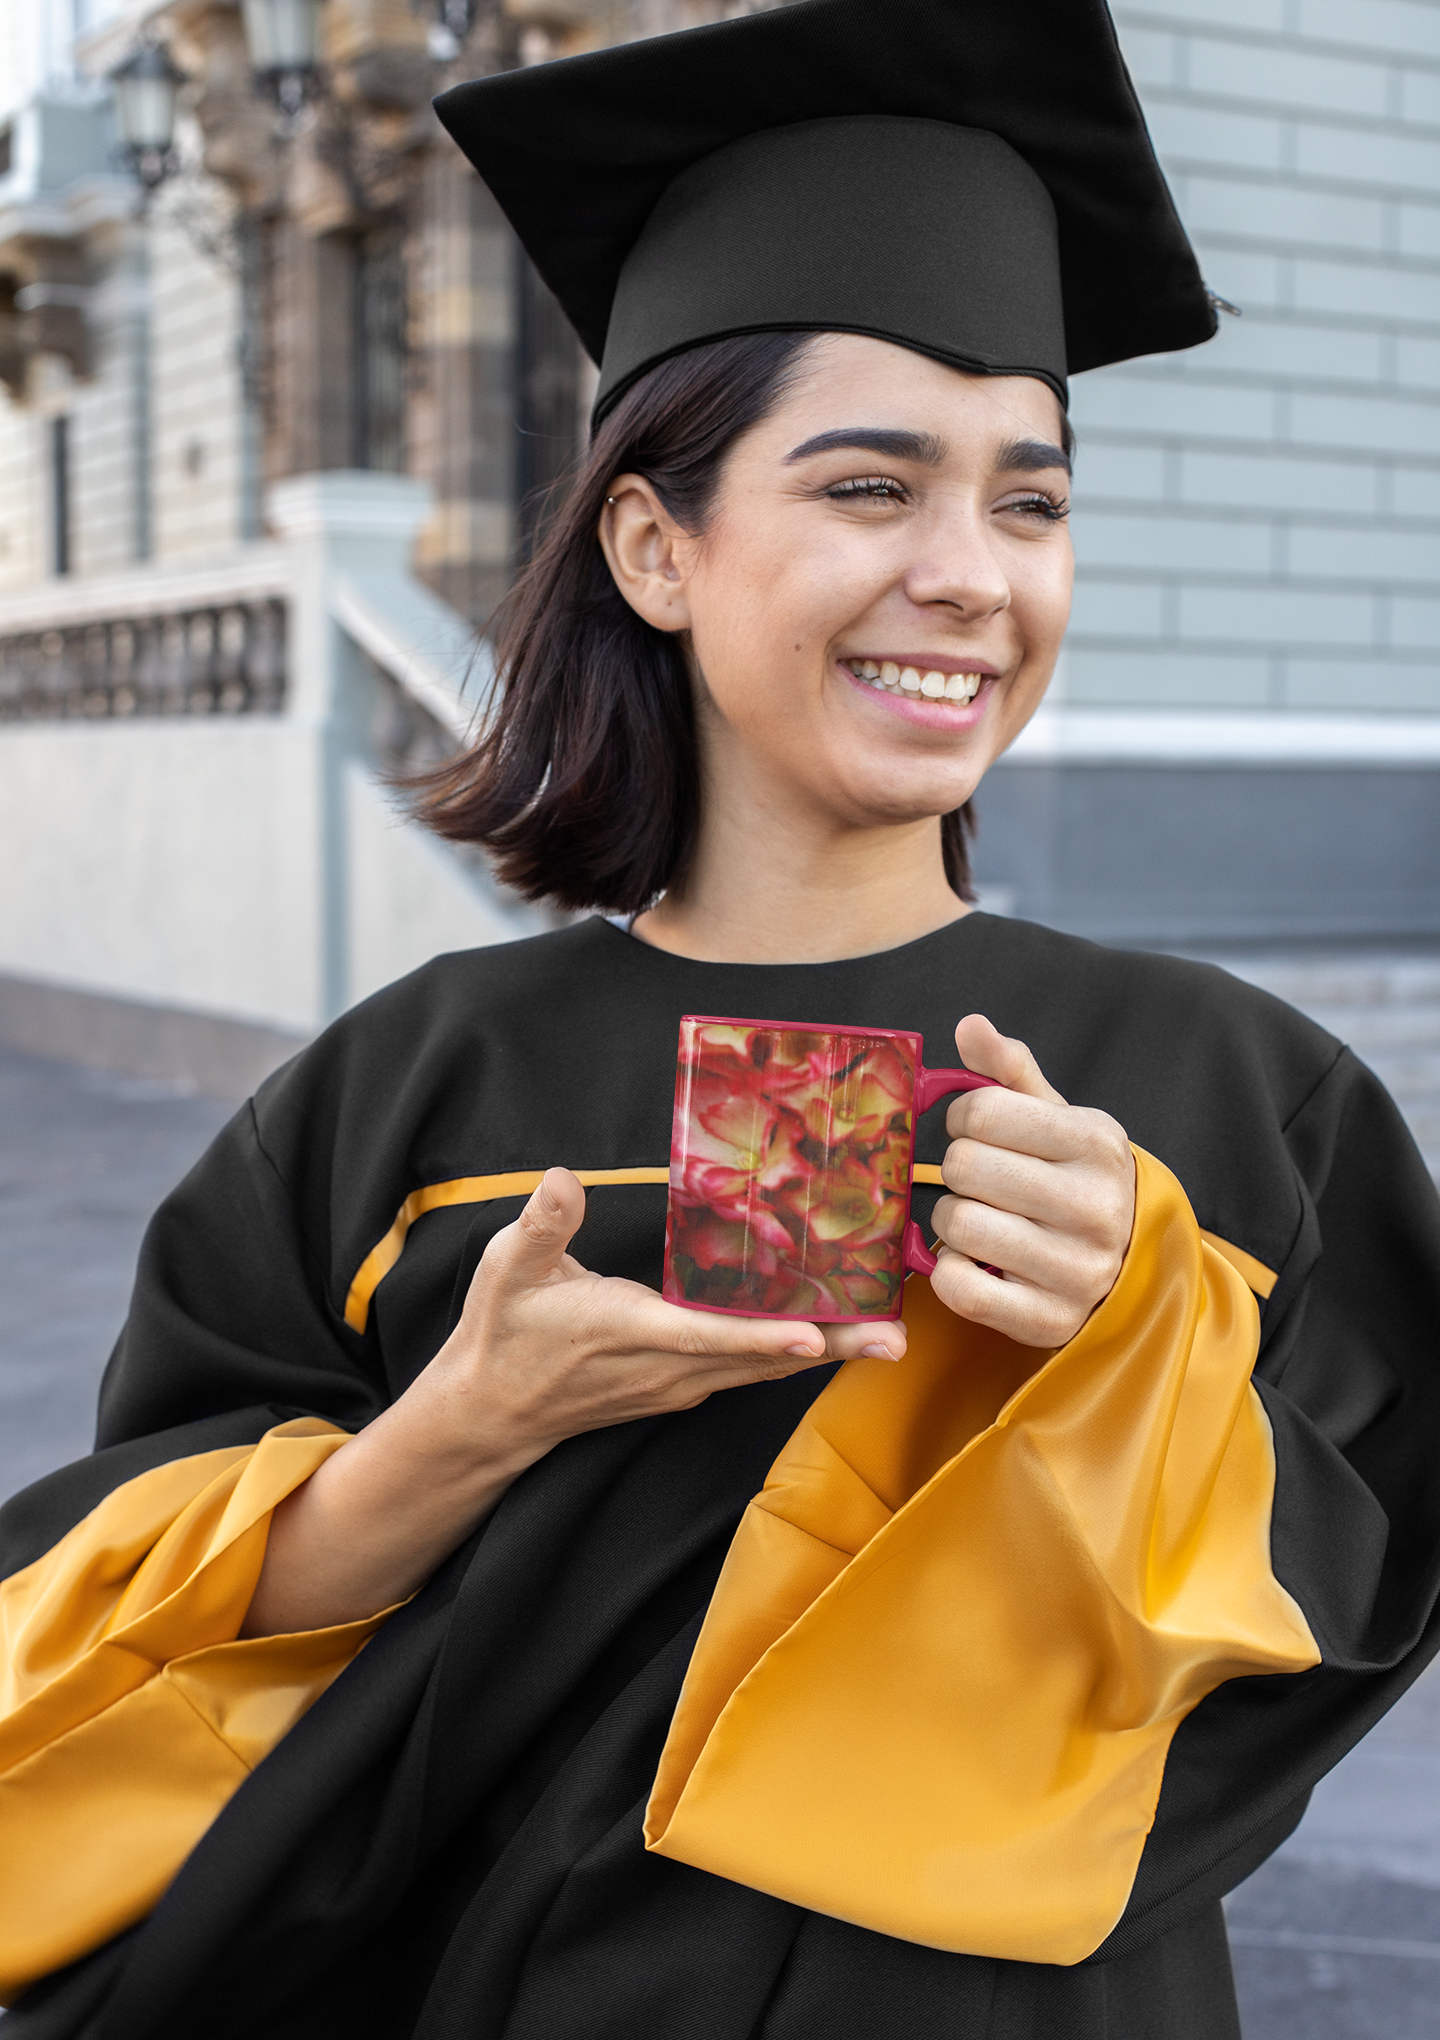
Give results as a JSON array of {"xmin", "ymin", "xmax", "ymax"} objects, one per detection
[
  {"xmin": 243, "ymin": 1170, "xmax": 903, "ymax": 1637},
  {"xmin": 432, "ymin": 1165, "xmax": 890, "ymax": 1455}
]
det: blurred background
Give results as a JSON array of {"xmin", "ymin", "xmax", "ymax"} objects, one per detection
[{"xmin": 0, "ymin": 0, "xmax": 1437, "ymax": 2033}]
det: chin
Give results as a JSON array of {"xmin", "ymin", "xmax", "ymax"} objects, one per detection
[{"xmin": 852, "ymin": 782, "xmax": 985, "ymax": 827}]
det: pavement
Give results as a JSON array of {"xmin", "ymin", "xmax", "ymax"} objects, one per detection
[
  {"xmin": 1, "ymin": 1036, "xmax": 1438, "ymax": 2036},
  {"xmin": 0, "ymin": 1044, "xmax": 230, "ymax": 1503}
]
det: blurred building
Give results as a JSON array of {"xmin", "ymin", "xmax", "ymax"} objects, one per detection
[
  {"xmin": 0, "ymin": 0, "xmax": 746, "ymax": 617},
  {"xmin": 0, "ymin": 0, "xmax": 1436, "ymax": 1095},
  {"xmin": 0, "ymin": 0, "xmax": 757, "ymax": 1090},
  {"xmin": 979, "ymin": 0, "xmax": 1440, "ymax": 947}
]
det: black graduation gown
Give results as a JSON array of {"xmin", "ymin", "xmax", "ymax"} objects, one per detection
[{"xmin": 4, "ymin": 912, "xmax": 1439, "ymax": 2040}]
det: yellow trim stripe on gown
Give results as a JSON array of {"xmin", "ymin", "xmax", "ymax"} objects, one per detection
[{"xmin": 343, "ymin": 1163, "xmax": 1277, "ymax": 1332}]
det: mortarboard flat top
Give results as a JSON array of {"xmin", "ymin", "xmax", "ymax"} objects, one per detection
[{"xmin": 435, "ymin": 0, "xmax": 1216, "ymax": 421}]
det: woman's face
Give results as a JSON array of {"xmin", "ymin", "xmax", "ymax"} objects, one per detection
[{"xmin": 609, "ymin": 333, "xmax": 1073, "ymax": 840}]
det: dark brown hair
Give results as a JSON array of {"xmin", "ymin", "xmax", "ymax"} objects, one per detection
[{"xmin": 413, "ymin": 331, "xmax": 976, "ymax": 914}]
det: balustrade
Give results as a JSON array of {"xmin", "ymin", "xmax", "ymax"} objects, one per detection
[{"xmin": 0, "ymin": 599, "xmax": 287, "ymax": 721}]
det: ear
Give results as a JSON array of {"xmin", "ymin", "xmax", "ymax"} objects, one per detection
[{"xmin": 597, "ymin": 475, "xmax": 696, "ymax": 634}]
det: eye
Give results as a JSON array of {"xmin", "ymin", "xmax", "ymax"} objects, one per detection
[
  {"xmin": 1001, "ymin": 491, "xmax": 1069, "ymax": 523},
  {"xmin": 825, "ymin": 475, "xmax": 909, "ymax": 503}
]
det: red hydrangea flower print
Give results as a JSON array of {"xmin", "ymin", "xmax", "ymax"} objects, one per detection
[{"xmin": 663, "ymin": 1019, "xmax": 918, "ymax": 1319}]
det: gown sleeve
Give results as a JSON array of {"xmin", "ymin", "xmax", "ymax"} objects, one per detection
[
  {"xmin": 1109, "ymin": 1042, "xmax": 1440, "ymax": 1954},
  {"xmin": 0, "ymin": 1420, "xmax": 394, "ymax": 2005}
]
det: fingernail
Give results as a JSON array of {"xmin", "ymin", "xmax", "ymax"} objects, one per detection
[
  {"xmin": 785, "ymin": 1341, "xmax": 821, "ymax": 1357},
  {"xmin": 861, "ymin": 1343, "xmax": 900, "ymax": 1362}
]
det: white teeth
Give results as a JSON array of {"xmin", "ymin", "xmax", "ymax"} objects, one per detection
[{"xmin": 850, "ymin": 661, "xmax": 987, "ymax": 702}]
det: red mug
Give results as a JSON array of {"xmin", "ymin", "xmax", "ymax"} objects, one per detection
[{"xmin": 662, "ymin": 1015, "xmax": 999, "ymax": 1322}]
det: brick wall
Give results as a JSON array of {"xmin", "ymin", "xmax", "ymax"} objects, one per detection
[{"xmin": 1066, "ymin": 0, "xmax": 1440, "ymax": 717}]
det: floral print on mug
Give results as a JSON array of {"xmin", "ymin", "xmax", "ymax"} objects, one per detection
[{"xmin": 663, "ymin": 1018, "xmax": 922, "ymax": 1320}]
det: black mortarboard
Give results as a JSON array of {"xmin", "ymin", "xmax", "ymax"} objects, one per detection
[{"xmin": 434, "ymin": 0, "xmax": 1216, "ymax": 423}]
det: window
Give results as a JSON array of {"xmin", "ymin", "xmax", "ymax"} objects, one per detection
[
  {"xmin": 51, "ymin": 415, "xmax": 70, "ymax": 577},
  {"xmin": 354, "ymin": 222, "xmax": 406, "ymax": 474}
]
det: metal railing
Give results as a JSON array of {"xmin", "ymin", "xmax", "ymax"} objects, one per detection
[{"xmin": 0, "ymin": 598, "xmax": 287, "ymax": 721}]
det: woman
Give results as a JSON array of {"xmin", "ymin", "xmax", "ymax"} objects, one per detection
[{"xmin": 3, "ymin": 2, "xmax": 1439, "ymax": 2035}]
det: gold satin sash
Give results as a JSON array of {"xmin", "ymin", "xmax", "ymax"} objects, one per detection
[
  {"xmin": 0, "ymin": 1420, "xmax": 385, "ymax": 2005},
  {"xmin": 644, "ymin": 1147, "xmax": 1319, "ymax": 1963}
]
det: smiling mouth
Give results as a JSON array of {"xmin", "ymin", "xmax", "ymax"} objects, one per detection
[{"xmin": 842, "ymin": 659, "xmax": 988, "ymax": 703}]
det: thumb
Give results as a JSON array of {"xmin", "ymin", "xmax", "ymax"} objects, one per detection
[
  {"xmin": 502, "ymin": 1167, "xmax": 587, "ymax": 1282},
  {"xmin": 954, "ymin": 1014, "xmax": 1066, "ymax": 1105}
]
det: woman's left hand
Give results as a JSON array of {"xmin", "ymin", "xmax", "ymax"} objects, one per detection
[{"xmin": 930, "ymin": 1014, "xmax": 1136, "ymax": 1349}]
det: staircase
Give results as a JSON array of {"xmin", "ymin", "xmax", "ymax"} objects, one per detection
[{"xmin": 1198, "ymin": 954, "xmax": 1440, "ymax": 1184}]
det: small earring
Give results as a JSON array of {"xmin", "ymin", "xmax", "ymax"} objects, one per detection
[{"xmin": 605, "ymin": 495, "xmax": 617, "ymax": 504}]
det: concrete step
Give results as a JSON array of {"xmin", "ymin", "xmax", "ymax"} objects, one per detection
[
  {"xmin": 1212, "ymin": 958, "xmax": 1440, "ymax": 1012},
  {"xmin": 1361, "ymin": 1053, "xmax": 1440, "ymax": 1102},
  {"xmin": 1298, "ymin": 1007, "xmax": 1440, "ymax": 1054},
  {"xmin": 1396, "ymin": 1101, "xmax": 1440, "ymax": 1146}
]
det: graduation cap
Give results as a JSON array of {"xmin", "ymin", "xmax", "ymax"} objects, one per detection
[{"xmin": 434, "ymin": 0, "xmax": 1216, "ymax": 423}]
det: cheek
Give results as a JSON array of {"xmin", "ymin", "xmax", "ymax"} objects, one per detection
[
  {"xmin": 1013, "ymin": 542, "xmax": 1074, "ymax": 648},
  {"xmin": 690, "ymin": 527, "xmax": 882, "ymax": 707}
]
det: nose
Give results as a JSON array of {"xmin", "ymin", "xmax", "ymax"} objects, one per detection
[{"xmin": 900, "ymin": 506, "xmax": 1010, "ymax": 621}]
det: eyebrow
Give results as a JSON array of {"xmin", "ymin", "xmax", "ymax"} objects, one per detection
[
  {"xmin": 996, "ymin": 436, "xmax": 1072, "ymax": 478},
  {"xmin": 784, "ymin": 428, "xmax": 948, "ymax": 465},
  {"xmin": 783, "ymin": 427, "xmax": 1072, "ymax": 478}
]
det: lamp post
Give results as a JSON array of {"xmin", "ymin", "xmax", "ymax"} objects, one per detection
[
  {"xmin": 110, "ymin": 40, "xmax": 186, "ymax": 197},
  {"xmin": 240, "ymin": 0, "xmax": 325, "ymax": 122},
  {"xmin": 109, "ymin": 40, "xmax": 188, "ymax": 562}
]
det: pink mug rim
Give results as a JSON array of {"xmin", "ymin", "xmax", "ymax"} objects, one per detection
[{"xmin": 679, "ymin": 1013, "xmax": 923, "ymax": 1048}]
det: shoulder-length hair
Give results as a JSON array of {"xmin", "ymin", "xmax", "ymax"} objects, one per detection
[{"xmin": 411, "ymin": 330, "xmax": 976, "ymax": 915}]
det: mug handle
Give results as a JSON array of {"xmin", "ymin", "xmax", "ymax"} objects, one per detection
[{"xmin": 902, "ymin": 1064, "xmax": 1002, "ymax": 1279}]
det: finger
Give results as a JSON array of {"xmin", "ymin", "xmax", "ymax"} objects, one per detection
[
  {"xmin": 944, "ymin": 1089, "xmax": 1091, "ymax": 1163},
  {"xmin": 492, "ymin": 1167, "xmax": 588, "ymax": 1284},
  {"xmin": 572, "ymin": 1276, "xmax": 827, "ymax": 1363},
  {"xmin": 941, "ymin": 1136, "xmax": 1103, "ymax": 1223},
  {"xmin": 931, "ymin": 1193, "xmax": 1114, "ymax": 1300},
  {"xmin": 822, "ymin": 1319, "xmax": 908, "ymax": 1364},
  {"xmin": 674, "ymin": 1343, "xmax": 846, "ymax": 1399},
  {"xmin": 954, "ymin": 1014, "xmax": 1066, "ymax": 1105},
  {"xmin": 942, "ymin": 1138, "xmax": 1070, "ymax": 1223},
  {"xmin": 928, "ymin": 1248, "xmax": 1083, "ymax": 1350}
]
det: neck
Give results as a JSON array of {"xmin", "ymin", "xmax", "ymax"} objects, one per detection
[{"xmin": 632, "ymin": 785, "xmax": 969, "ymax": 965}]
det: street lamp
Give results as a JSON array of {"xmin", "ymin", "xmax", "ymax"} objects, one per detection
[
  {"xmin": 110, "ymin": 40, "xmax": 186, "ymax": 195},
  {"xmin": 108, "ymin": 38, "xmax": 189, "ymax": 566},
  {"xmin": 241, "ymin": 0, "xmax": 325, "ymax": 120},
  {"xmin": 427, "ymin": 0, "xmax": 479, "ymax": 55}
]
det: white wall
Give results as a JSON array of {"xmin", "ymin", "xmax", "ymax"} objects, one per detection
[
  {"xmin": 149, "ymin": 192, "xmax": 247, "ymax": 563},
  {"xmin": 0, "ymin": 718, "xmax": 325, "ymax": 1030},
  {"xmin": 0, "ymin": 718, "xmax": 522, "ymax": 1033},
  {"xmin": 345, "ymin": 763, "xmax": 525, "ymax": 1005}
]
